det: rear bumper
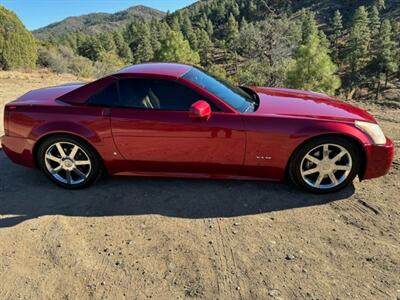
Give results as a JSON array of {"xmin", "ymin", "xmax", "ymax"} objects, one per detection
[
  {"xmin": 362, "ymin": 137, "xmax": 394, "ymax": 180},
  {"xmin": 1, "ymin": 135, "xmax": 36, "ymax": 168}
]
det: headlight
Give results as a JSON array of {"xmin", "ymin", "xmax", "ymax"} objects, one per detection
[{"xmin": 355, "ymin": 121, "xmax": 386, "ymax": 145}]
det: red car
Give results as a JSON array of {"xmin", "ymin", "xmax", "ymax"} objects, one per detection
[{"xmin": 1, "ymin": 63, "xmax": 394, "ymax": 193}]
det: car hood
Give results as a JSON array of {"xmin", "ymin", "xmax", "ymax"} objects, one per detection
[
  {"xmin": 13, "ymin": 83, "xmax": 85, "ymax": 105},
  {"xmin": 248, "ymin": 87, "xmax": 376, "ymax": 123}
]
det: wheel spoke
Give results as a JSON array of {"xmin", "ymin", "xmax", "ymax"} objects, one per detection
[
  {"xmin": 75, "ymin": 160, "xmax": 90, "ymax": 166},
  {"xmin": 56, "ymin": 143, "xmax": 67, "ymax": 158},
  {"xmin": 69, "ymin": 145, "xmax": 79, "ymax": 159},
  {"xmin": 50, "ymin": 165, "xmax": 62, "ymax": 175},
  {"xmin": 323, "ymin": 144, "xmax": 329, "ymax": 158},
  {"xmin": 334, "ymin": 165, "xmax": 351, "ymax": 171},
  {"xmin": 73, "ymin": 167, "xmax": 87, "ymax": 179},
  {"xmin": 315, "ymin": 174, "xmax": 324, "ymax": 187},
  {"xmin": 46, "ymin": 154, "xmax": 61, "ymax": 163},
  {"xmin": 328, "ymin": 172, "xmax": 338, "ymax": 185},
  {"xmin": 302, "ymin": 168, "xmax": 319, "ymax": 176},
  {"xmin": 332, "ymin": 150, "xmax": 347, "ymax": 163},
  {"xmin": 65, "ymin": 171, "xmax": 72, "ymax": 184},
  {"xmin": 305, "ymin": 154, "xmax": 320, "ymax": 165}
]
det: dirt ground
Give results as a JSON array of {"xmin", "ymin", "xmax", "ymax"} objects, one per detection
[{"xmin": 0, "ymin": 71, "xmax": 399, "ymax": 299}]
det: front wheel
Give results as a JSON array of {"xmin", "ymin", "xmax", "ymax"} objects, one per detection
[
  {"xmin": 289, "ymin": 137, "xmax": 360, "ymax": 193},
  {"xmin": 37, "ymin": 136, "xmax": 103, "ymax": 189}
]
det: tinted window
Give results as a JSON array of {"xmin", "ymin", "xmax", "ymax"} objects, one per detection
[
  {"xmin": 87, "ymin": 83, "xmax": 118, "ymax": 106},
  {"xmin": 182, "ymin": 67, "xmax": 255, "ymax": 112},
  {"xmin": 118, "ymin": 78, "xmax": 217, "ymax": 111}
]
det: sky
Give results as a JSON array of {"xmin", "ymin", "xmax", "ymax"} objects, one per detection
[{"xmin": 0, "ymin": 0, "xmax": 197, "ymax": 31}]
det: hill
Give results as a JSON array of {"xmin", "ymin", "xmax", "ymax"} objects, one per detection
[
  {"xmin": 174, "ymin": 0, "xmax": 399, "ymax": 26},
  {"xmin": 33, "ymin": 5, "xmax": 165, "ymax": 39}
]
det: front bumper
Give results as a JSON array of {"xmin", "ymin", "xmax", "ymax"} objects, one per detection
[
  {"xmin": 362, "ymin": 137, "xmax": 394, "ymax": 180},
  {"xmin": 1, "ymin": 135, "xmax": 36, "ymax": 168}
]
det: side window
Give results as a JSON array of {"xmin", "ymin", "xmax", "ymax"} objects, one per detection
[
  {"xmin": 87, "ymin": 83, "xmax": 118, "ymax": 106},
  {"xmin": 118, "ymin": 78, "xmax": 219, "ymax": 111}
]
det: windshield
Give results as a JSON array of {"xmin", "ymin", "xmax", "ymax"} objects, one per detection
[{"xmin": 182, "ymin": 67, "xmax": 257, "ymax": 113}]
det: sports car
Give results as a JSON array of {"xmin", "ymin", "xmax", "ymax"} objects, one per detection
[{"xmin": 1, "ymin": 63, "xmax": 394, "ymax": 193}]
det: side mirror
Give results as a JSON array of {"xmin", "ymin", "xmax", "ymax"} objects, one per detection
[{"xmin": 189, "ymin": 100, "xmax": 211, "ymax": 120}]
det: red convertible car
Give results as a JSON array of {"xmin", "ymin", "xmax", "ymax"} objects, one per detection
[{"xmin": 1, "ymin": 63, "xmax": 394, "ymax": 193}]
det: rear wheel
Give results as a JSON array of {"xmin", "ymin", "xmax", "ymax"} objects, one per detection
[
  {"xmin": 289, "ymin": 137, "xmax": 360, "ymax": 193},
  {"xmin": 37, "ymin": 136, "xmax": 102, "ymax": 189}
]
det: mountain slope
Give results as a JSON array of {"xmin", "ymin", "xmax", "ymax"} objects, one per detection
[
  {"xmin": 33, "ymin": 5, "xmax": 165, "ymax": 39},
  {"xmin": 174, "ymin": 0, "xmax": 399, "ymax": 26}
]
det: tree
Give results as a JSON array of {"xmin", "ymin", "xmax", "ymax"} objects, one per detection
[
  {"xmin": 374, "ymin": 0, "xmax": 385, "ymax": 11},
  {"xmin": 369, "ymin": 6, "xmax": 381, "ymax": 38},
  {"xmin": 98, "ymin": 32, "xmax": 116, "ymax": 53},
  {"xmin": 331, "ymin": 10, "xmax": 343, "ymax": 63},
  {"xmin": 196, "ymin": 29, "xmax": 213, "ymax": 66},
  {"xmin": 345, "ymin": 6, "xmax": 371, "ymax": 90},
  {"xmin": 77, "ymin": 36, "xmax": 103, "ymax": 61},
  {"xmin": 372, "ymin": 20, "xmax": 398, "ymax": 97},
  {"xmin": 0, "ymin": 5, "xmax": 37, "ymax": 69},
  {"xmin": 113, "ymin": 31, "xmax": 132, "ymax": 63},
  {"xmin": 287, "ymin": 32, "xmax": 341, "ymax": 95},
  {"xmin": 155, "ymin": 30, "xmax": 200, "ymax": 65},
  {"xmin": 126, "ymin": 22, "xmax": 154, "ymax": 63},
  {"xmin": 224, "ymin": 13, "xmax": 239, "ymax": 52},
  {"xmin": 300, "ymin": 9, "xmax": 318, "ymax": 44}
]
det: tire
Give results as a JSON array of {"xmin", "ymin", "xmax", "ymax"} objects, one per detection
[
  {"xmin": 37, "ymin": 135, "xmax": 103, "ymax": 189},
  {"xmin": 288, "ymin": 136, "xmax": 360, "ymax": 193}
]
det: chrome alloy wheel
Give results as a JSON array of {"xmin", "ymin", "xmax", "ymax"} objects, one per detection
[
  {"xmin": 300, "ymin": 143, "xmax": 352, "ymax": 190},
  {"xmin": 44, "ymin": 141, "xmax": 92, "ymax": 185}
]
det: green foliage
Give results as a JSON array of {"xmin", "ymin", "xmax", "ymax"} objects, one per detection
[
  {"xmin": 207, "ymin": 65, "xmax": 227, "ymax": 79},
  {"xmin": 0, "ymin": 5, "xmax": 37, "ymax": 70},
  {"xmin": 155, "ymin": 30, "xmax": 200, "ymax": 65},
  {"xmin": 345, "ymin": 6, "xmax": 371, "ymax": 87},
  {"xmin": 126, "ymin": 21, "xmax": 154, "ymax": 63},
  {"xmin": 4, "ymin": 0, "xmax": 400, "ymax": 97},
  {"xmin": 300, "ymin": 9, "xmax": 318, "ymax": 43},
  {"xmin": 369, "ymin": 6, "xmax": 381, "ymax": 38},
  {"xmin": 113, "ymin": 31, "xmax": 132, "ymax": 63},
  {"xmin": 224, "ymin": 13, "xmax": 239, "ymax": 52},
  {"xmin": 372, "ymin": 20, "xmax": 398, "ymax": 82},
  {"xmin": 287, "ymin": 32, "xmax": 341, "ymax": 95},
  {"xmin": 77, "ymin": 36, "xmax": 103, "ymax": 61},
  {"xmin": 37, "ymin": 44, "xmax": 93, "ymax": 78},
  {"xmin": 331, "ymin": 10, "xmax": 343, "ymax": 62}
]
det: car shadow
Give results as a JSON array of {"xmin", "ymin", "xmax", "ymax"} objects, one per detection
[{"xmin": 0, "ymin": 151, "xmax": 355, "ymax": 228}]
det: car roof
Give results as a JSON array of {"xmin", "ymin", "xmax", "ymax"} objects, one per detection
[{"xmin": 116, "ymin": 63, "xmax": 193, "ymax": 78}]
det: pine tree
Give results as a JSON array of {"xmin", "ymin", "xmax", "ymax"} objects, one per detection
[
  {"xmin": 345, "ymin": 6, "xmax": 371, "ymax": 90},
  {"xmin": 369, "ymin": 6, "xmax": 381, "ymax": 38},
  {"xmin": 77, "ymin": 36, "xmax": 103, "ymax": 61},
  {"xmin": 113, "ymin": 31, "xmax": 132, "ymax": 63},
  {"xmin": 155, "ymin": 30, "xmax": 200, "ymax": 65},
  {"xmin": 224, "ymin": 13, "xmax": 239, "ymax": 52},
  {"xmin": 98, "ymin": 32, "xmax": 116, "ymax": 53},
  {"xmin": 206, "ymin": 18, "xmax": 214, "ymax": 37},
  {"xmin": 300, "ymin": 9, "xmax": 318, "ymax": 43},
  {"xmin": 127, "ymin": 22, "xmax": 154, "ymax": 63},
  {"xmin": 374, "ymin": 0, "xmax": 385, "ymax": 11},
  {"xmin": 196, "ymin": 29, "xmax": 213, "ymax": 66},
  {"xmin": 0, "ymin": 5, "xmax": 37, "ymax": 69},
  {"xmin": 181, "ymin": 14, "xmax": 193, "ymax": 38},
  {"xmin": 331, "ymin": 10, "xmax": 343, "ymax": 63},
  {"xmin": 287, "ymin": 31, "xmax": 341, "ymax": 95},
  {"xmin": 373, "ymin": 20, "xmax": 398, "ymax": 97}
]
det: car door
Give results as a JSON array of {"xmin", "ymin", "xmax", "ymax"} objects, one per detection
[{"xmin": 110, "ymin": 77, "xmax": 246, "ymax": 175}]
